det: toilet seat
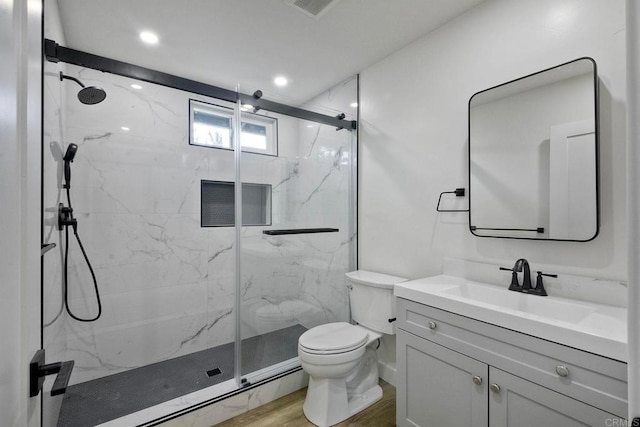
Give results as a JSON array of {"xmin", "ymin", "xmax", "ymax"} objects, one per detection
[{"xmin": 298, "ymin": 322, "xmax": 368, "ymax": 355}]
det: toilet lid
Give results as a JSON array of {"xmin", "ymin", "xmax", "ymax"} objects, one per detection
[{"xmin": 298, "ymin": 322, "xmax": 368, "ymax": 354}]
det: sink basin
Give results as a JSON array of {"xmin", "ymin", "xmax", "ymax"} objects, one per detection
[
  {"xmin": 394, "ymin": 274, "xmax": 627, "ymax": 361},
  {"xmin": 439, "ymin": 282, "xmax": 595, "ymax": 324}
]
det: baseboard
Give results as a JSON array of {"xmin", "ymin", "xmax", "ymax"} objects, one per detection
[{"xmin": 378, "ymin": 361, "xmax": 396, "ymax": 387}]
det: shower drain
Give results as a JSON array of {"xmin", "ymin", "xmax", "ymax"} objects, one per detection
[{"xmin": 206, "ymin": 368, "xmax": 222, "ymax": 377}]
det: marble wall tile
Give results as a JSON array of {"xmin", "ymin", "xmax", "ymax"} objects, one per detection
[
  {"xmin": 205, "ymin": 228, "xmax": 236, "ymax": 348},
  {"xmin": 64, "ymin": 310, "xmax": 210, "ymax": 384},
  {"xmin": 303, "ymin": 75, "xmax": 358, "ymax": 121},
  {"xmin": 65, "ymin": 281, "xmax": 208, "ymax": 333}
]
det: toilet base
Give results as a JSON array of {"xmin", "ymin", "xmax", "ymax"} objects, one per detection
[
  {"xmin": 347, "ymin": 383, "xmax": 383, "ymax": 418},
  {"xmin": 302, "ymin": 377, "xmax": 382, "ymax": 427},
  {"xmin": 299, "ymin": 334, "xmax": 384, "ymax": 426}
]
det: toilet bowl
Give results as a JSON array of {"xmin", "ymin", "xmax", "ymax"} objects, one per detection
[{"xmin": 297, "ymin": 271, "xmax": 407, "ymax": 427}]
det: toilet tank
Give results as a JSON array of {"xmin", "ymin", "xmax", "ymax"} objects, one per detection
[{"xmin": 346, "ymin": 270, "xmax": 407, "ymax": 335}]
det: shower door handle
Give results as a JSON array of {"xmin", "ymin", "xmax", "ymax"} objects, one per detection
[{"xmin": 30, "ymin": 349, "xmax": 75, "ymax": 397}]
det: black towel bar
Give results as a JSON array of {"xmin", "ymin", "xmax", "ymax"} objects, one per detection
[
  {"xmin": 262, "ymin": 228, "xmax": 339, "ymax": 236},
  {"xmin": 471, "ymin": 226, "xmax": 544, "ymax": 233}
]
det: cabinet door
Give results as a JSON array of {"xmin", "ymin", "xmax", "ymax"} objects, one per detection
[
  {"xmin": 489, "ymin": 367, "xmax": 624, "ymax": 427},
  {"xmin": 397, "ymin": 330, "xmax": 488, "ymax": 427}
]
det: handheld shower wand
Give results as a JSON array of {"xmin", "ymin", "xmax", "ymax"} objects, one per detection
[
  {"xmin": 59, "ymin": 143, "xmax": 78, "ymax": 231},
  {"xmin": 59, "ymin": 143, "xmax": 102, "ymax": 322},
  {"xmin": 63, "ymin": 143, "xmax": 77, "ymax": 189}
]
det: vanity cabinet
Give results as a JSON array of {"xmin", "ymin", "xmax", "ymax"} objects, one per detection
[{"xmin": 396, "ymin": 298, "xmax": 627, "ymax": 427}]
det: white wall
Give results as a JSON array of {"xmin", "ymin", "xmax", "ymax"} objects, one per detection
[
  {"xmin": 359, "ymin": 0, "xmax": 627, "ymax": 281},
  {"xmin": 0, "ymin": 0, "xmax": 42, "ymax": 426},
  {"xmin": 626, "ymin": 0, "xmax": 640, "ymax": 420}
]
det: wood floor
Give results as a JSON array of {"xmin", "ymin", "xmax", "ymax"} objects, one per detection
[{"xmin": 215, "ymin": 380, "xmax": 396, "ymax": 427}]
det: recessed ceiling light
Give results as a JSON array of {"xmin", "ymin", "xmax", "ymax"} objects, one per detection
[
  {"xmin": 350, "ymin": 102, "xmax": 358, "ymax": 108},
  {"xmin": 131, "ymin": 84, "xmax": 142, "ymax": 90},
  {"xmin": 307, "ymin": 125, "xmax": 314, "ymax": 128},
  {"xmin": 140, "ymin": 31, "xmax": 159, "ymax": 45},
  {"xmin": 121, "ymin": 126, "xmax": 130, "ymax": 131},
  {"xmin": 274, "ymin": 76, "xmax": 288, "ymax": 87}
]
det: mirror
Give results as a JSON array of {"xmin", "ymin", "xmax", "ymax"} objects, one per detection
[{"xmin": 468, "ymin": 57, "xmax": 598, "ymax": 241}]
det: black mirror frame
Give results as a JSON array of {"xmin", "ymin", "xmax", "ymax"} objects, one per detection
[{"xmin": 467, "ymin": 57, "xmax": 600, "ymax": 242}]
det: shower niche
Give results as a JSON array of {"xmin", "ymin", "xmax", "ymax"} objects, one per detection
[{"xmin": 201, "ymin": 180, "xmax": 272, "ymax": 227}]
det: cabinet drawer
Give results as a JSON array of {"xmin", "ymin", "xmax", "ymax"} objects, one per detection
[{"xmin": 397, "ymin": 297, "xmax": 628, "ymax": 418}]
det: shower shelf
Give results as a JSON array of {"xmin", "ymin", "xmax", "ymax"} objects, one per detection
[{"xmin": 262, "ymin": 228, "xmax": 339, "ymax": 236}]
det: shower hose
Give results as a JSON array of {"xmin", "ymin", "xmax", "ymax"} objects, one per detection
[{"xmin": 63, "ymin": 186, "xmax": 102, "ymax": 322}]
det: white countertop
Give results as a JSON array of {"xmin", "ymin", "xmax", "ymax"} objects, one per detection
[{"xmin": 395, "ymin": 274, "xmax": 627, "ymax": 362}]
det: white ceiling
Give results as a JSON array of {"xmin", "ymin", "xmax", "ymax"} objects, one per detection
[{"xmin": 56, "ymin": 0, "xmax": 484, "ymax": 106}]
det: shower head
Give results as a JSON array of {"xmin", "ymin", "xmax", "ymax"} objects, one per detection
[
  {"xmin": 63, "ymin": 143, "xmax": 78, "ymax": 162},
  {"xmin": 59, "ymin": 72, "xmax": 107, "ymax": 105},
  {"xmin": 77, "ymin": 86, "xmax": 107, "ymax": 105}
]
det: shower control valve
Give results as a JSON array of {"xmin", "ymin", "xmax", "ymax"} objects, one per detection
[{"xmin": 58, "ymin": 203, "xmax": 77, "ymax": 232}]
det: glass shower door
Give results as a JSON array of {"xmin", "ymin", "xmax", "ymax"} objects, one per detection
[{"xmin": 236, "ymin": 108, "xmax": 355, "ymax": 382}]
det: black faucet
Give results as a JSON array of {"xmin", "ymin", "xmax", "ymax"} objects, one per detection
[
  {"xmin": 513, "ymin": 258, "xmax": 532, "ymax": 292},
  {"xmin": 500, "ymin": 259, "xmax": 551, "ymax": 296}
]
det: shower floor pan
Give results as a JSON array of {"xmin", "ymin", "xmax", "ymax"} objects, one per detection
[{"xmin": 57, "ymin": 324, "xmax": 307, "ymax": 427}]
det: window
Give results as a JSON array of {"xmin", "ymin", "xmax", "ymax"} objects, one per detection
[
  {"xmin": 201, "ymin": 180, "xmax": 272, "ymax": 227},
  {"xmin": 189, "ymin": 99, "xmax": 278, "ymax": 156}
]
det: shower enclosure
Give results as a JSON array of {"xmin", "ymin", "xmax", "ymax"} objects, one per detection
[{"xmin": 42, "ymin": 48, "xmax": 357, "ymax": 425}]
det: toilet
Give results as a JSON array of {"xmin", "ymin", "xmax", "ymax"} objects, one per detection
[{"xmin": 297, "ymin": 270, "xmax": 407, "ymax": 427}]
